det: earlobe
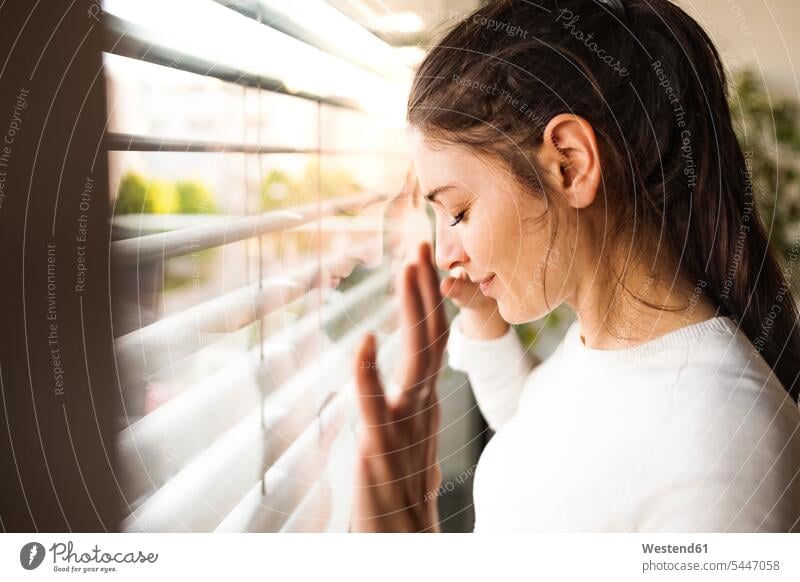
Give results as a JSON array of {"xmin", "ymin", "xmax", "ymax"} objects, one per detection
[{"xmin": 542, "ymin": 114, "xmax": 601, "ymax": 210}]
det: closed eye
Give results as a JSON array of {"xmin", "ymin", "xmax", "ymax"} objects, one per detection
[{"xmin": 449, "ymin": 210, "xmax": 466, "ymax": 227}]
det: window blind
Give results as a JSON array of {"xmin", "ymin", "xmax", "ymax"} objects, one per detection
[{"xmin": 105, "ymin": 0, "xmax": 413, "ymax": 532}]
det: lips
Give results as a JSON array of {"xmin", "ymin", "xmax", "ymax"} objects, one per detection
[{"xmin": 478, "ymin": 274, "xmax": 496, "ymax": 294}]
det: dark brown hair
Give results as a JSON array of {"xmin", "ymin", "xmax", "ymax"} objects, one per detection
[{"xmin": 408, "ymin": 0, "xmax": 800, "ymax": 402}]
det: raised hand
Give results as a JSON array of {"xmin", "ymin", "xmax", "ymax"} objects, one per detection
[
  {"xmin": 350, "ymin": 242, "xmax": 448, "ymax": 532},
  {"xmin": 441, "ymin": 269, "xmax": 508, "ymax": 340}
]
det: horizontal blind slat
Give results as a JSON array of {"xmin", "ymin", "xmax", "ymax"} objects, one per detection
[
  {"xmin": 115, "ymin": 239, "xmax": 384, "ymax": 361},
  {"xmin": 122, "ymin": 300, "xmax": 397, "ymax": 532},
  {"xmin": 215, "ymin": 393, "xmax": 350, "ymax": 533},
  {"xmin": 106, "ymin": 132, "xmax": 404, "ymax": 156},
  {"xmin": 102, "ymin": 13, "xmax": 358, "ymax": 110},
  {"xmin": 117, "ymin": 270, "xmax": 391, "ymax": 503},
  {"xmin": 219, "ymin": 330, "xmax": 402, "ymax": 532},
  {"xmin": 103, "ymin": 0, "xmax": 406, "ymax": 112},
  {"xmin": 214, "ymin": 0, "xmax": 410, "ymax": 82},
  {"xmin": 111, "ymin": 191, "xmax": 387, "ymax": 264},
  {"xmin": 279, "ymin": 429, "xmax": 358, "ymax": 533}
]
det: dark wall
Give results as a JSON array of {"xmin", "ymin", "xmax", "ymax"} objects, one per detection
[{"xmin": 0, "ymin": 0, "xmax": 120, "ymax": 531}]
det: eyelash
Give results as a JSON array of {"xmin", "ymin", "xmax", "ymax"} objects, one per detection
[{"xmin": 449, "ymin": 209, "xmax": 467, "ymax": 227}]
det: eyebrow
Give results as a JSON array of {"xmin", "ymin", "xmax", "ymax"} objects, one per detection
[{"xmin": 424, "ymin": 185, "xmax": 455, "ymax": 203}]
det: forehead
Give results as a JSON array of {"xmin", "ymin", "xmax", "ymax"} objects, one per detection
[{"xmin": 409, "ymin": 132, "xmax": 491, "ymax": 191}]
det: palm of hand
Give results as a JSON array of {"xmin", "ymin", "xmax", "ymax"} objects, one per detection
[{"xmin": 351, "ymin": 243, "xmax": 448, "ymax": 533}]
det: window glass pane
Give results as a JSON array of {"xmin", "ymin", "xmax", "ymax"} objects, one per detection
[{"xmin": 105, "ymin": 2, "xmax": 450, "ymax": 532}]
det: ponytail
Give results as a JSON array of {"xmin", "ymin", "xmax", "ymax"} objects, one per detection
[{"xmin": 627, "ymin": 1, "xmax": 800, "ymax": 402}]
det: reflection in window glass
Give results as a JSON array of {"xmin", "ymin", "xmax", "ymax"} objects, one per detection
[{"xmin": 106, "ymin": 17, "xmax": 443, "ymax": 530}]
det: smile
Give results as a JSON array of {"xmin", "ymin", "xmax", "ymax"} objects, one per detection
[{"xmin": 479, "ymin": 274, "xmax": 496, "ymax": 294}]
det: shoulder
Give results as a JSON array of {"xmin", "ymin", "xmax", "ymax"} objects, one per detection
[
  {"xmin": 639, "ymin": 321, "xmax": 800, "ymax": 531},
  {"xmin": 672, "ymin": 318, "xmax": 797, "ymax": 427}
]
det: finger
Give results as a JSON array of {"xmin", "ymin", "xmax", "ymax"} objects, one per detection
[
  {"xmin": 439, "ymin": 276, "xmax": 457, "ymax": 298},
  {"xmin": 417, "ymin": 242, "xmax": 449, "ymax": 377},
  {"xmin": 398, "ymin": 263, "xmax": 430, "ymax": 394},
  {"xmin": 393, "ymin": 263, "xmax": 431, "ymax": 429},
  {"xmin": 425, "ymin": 384, "xmax": 441, "ymax": 481},
  {"xmin": 397, "ymin": 245, "xmax": 445, "ymax": 492},
  {"xmin": 440, "ymin": 275, "xmax": 486, "ymax": 308},
  {"xmin": 354, "ymin": 333, "xmax": 388, "ymax": 444}
]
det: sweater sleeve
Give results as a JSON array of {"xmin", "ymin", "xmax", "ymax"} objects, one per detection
[{"xmin": 446, "ymin": 313, "xmax": 539, "ymax": 431}]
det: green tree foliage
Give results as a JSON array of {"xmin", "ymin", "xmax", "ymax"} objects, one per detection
[
  {"xmin": 176, "ymin": 180, "xmax": 216, "ymax": 214},
  {"xmin": 260, "ymin": 163, "xmax": 362, "ymax": 212},
  {"xmin": 114, "ymin": 172, "xmax": 216, "ymax": 215}
]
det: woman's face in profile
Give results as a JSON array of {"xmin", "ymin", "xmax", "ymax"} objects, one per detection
[{"xmin": 410, "ymin": 130, "xmax": 571, "ymax": 324}]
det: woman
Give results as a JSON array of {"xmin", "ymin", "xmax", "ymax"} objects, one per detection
[{"xmin": 350, "ymin": 0, "xmax": 800, "ymax": 532}]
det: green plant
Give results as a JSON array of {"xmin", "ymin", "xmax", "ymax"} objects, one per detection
[
  {"xmin": 114, "ymin": 173, "xmax": 177, "ymax": 214},
  {"xmin": 114, "ymin": 172, "xmax": 217, "ymax": 215},
  {"xmin": 176, "ymin": 180, "xmax": 216, "ymax": 214},
  {"xmin": 730, "ymin": 69, "xmax": 800, "ymax": 264}
]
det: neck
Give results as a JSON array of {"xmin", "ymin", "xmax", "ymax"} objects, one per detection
[{"xmin": 566, "ymin": 262, "xmax": 721, "ymax": 350}]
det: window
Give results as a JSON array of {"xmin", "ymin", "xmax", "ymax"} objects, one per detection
[{"xmin": 105, "ymin": 0, "xmax": 483, "ymax": 533}]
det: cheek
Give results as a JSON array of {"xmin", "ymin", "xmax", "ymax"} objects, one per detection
[
  {"xmin": 496, "ymin": 258, "xmax": 560, "ymax": 324},
  {"xmin": 486, "ymin": 225, "xmax": 531, "ymax": 282},
  {"xmin": 461, "ymin": 210, "xmax": 505, "ymax": 267},
  {"xmin": 497, "ymin": 228, "xmax": 561, "ymax": 314}
]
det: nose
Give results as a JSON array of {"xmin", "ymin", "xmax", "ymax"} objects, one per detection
[
  {"xmin": 353, "ymin": 230, "xmax": 384, "ymax": 269},
  {"xmin": 434, "ymin": 221, "xmax": 468, "ymax": 271}
]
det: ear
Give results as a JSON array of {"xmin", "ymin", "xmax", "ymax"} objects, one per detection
[{"xmin": 541, "ymin": 114, "xmax": 601, "ymax": 209}]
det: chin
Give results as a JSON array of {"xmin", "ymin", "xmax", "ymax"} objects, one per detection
[
  {"xmin": 496, "ymin": 298, "xmax": 527, "ymax": 325},
  {"xmin": 497, "ymin": 296, "xmax": 553, "ymax": 325}
]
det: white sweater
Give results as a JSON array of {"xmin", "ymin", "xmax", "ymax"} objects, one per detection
[{"xmin": 446, "ymin": 313, "xmax": 800, "ymax": 532}]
